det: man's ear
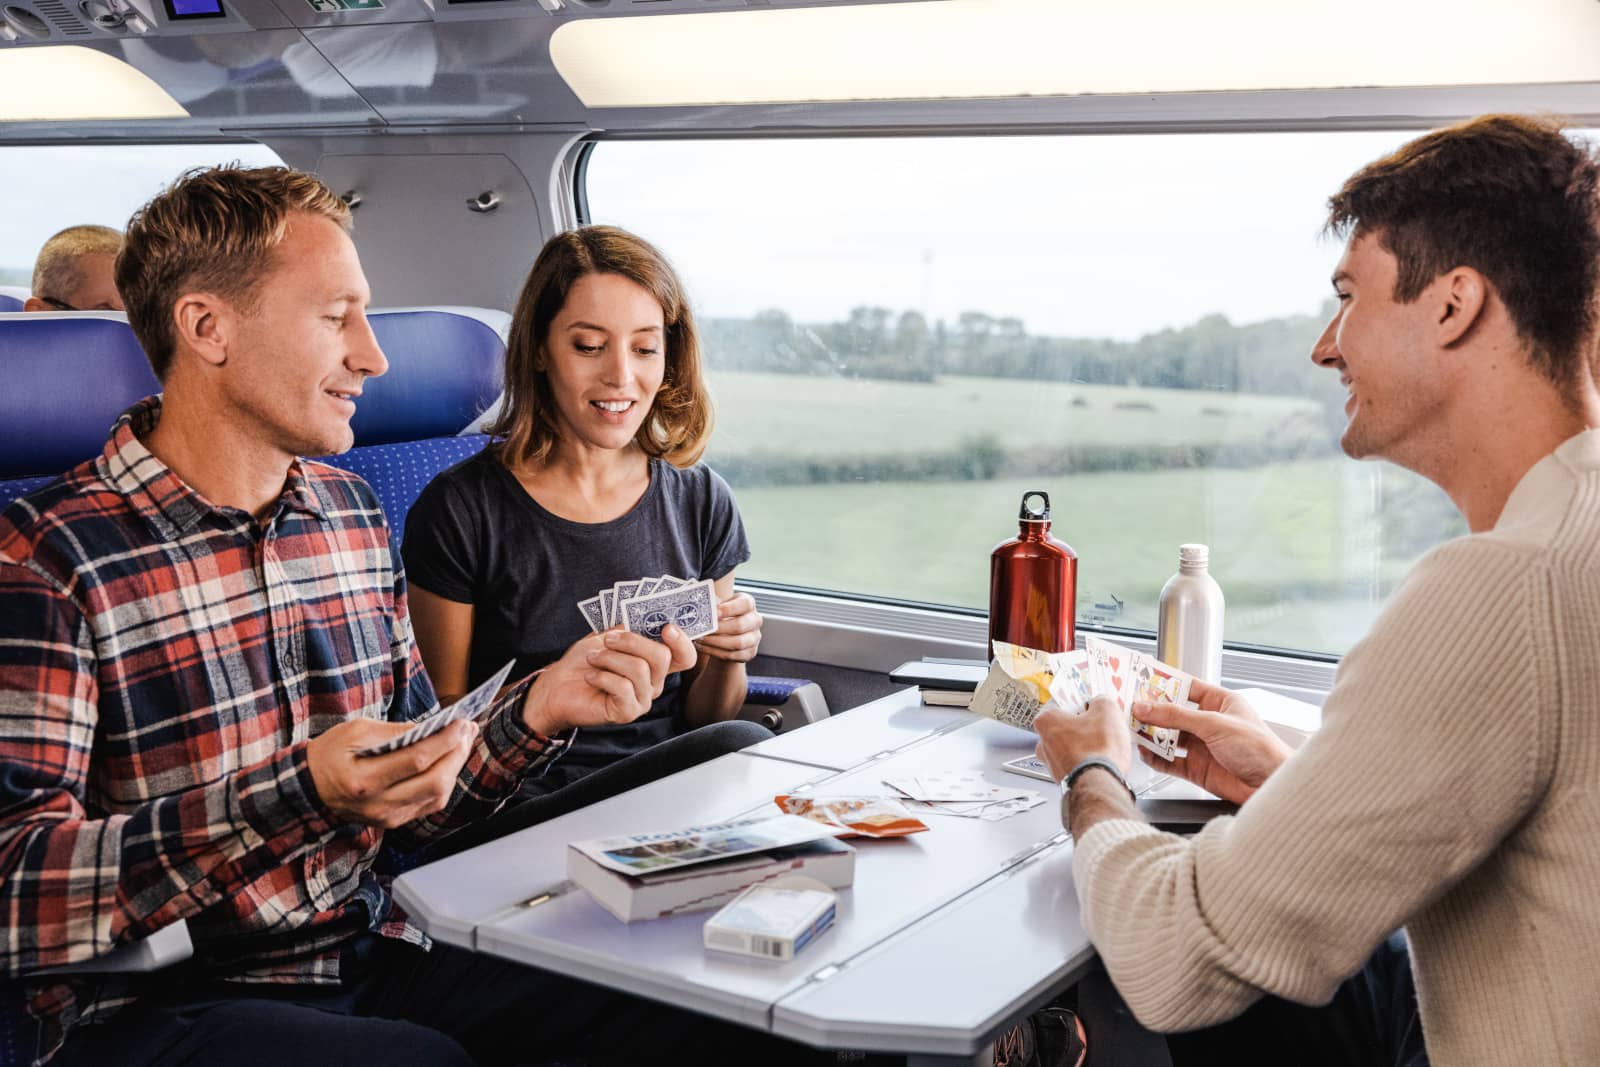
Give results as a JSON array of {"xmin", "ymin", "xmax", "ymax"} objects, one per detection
[
  {"xmin": 1436, "ymin": 267, "xmax": 1487, "ymax": 348},
  {"xmin": 172, "ymin": 293, "xmax": 231, "ymax": 369},
  {"xmin": 21, "ymin": 296, "xmax": 50, "ymax": 313}
]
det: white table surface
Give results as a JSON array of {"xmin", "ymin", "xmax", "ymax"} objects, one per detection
[
  {"xmin": 739, "ymin": 687, "xmax": 976, "ymax": 771},
  {"xmin": 393, "ymin": 694, "xmax": 1098, "ymax": 1060}
]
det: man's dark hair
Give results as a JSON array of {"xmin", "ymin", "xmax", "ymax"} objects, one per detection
[{"xmin": 1327, "ymin": 114, "xmax": 1600, "ymax": 387}]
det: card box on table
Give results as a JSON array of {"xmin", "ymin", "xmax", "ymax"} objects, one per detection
[{"xmin": 567, "ymin": 837, "xmax": 856, "ymax": 923}]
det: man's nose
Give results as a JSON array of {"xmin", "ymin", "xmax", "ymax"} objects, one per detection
[
  {"xmin": 348, "ymin": 313, "xmax": 388, "ymax": 378},
  {"xmin": 1310, "ymin": 314, "xmax": 1341, "ymax": 367}
]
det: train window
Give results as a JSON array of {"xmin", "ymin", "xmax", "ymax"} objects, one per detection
[
  {"xmin": 1, "ymin": 142, "xmax": 282, "ymax": 293},
  {"xmin": 583, "ymin": 132, "xmax": 1483, "ymax": 659}
]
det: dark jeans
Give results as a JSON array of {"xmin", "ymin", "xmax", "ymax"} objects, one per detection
[
  {"xmin": 1164, "ymin": 933, "xmax": 1429, "ymax": 1067},
  {"xmin": 54, "ymin": 934, "xmax": 822, "ymax": 1067},
  {"xmin": 419, "ymin": 718, "xmax": 773, "ymax": 861}
]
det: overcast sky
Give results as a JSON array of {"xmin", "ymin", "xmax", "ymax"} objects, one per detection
[{"xmin": 2, "ymin": 130, "xmax": 1416, "ymax": 340}]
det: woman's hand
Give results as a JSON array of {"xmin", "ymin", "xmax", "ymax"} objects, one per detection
[{"xmin": 696, "ymin": 591, "xmax": 762, "ymax": 664}]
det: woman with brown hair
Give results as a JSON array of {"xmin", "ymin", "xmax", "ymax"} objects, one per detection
[{"xmin": 402, "ymin": 225, "xmax": 767, "ymax": 804}]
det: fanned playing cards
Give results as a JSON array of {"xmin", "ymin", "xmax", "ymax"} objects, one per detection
[
  {"xmin": 576, "ymin": 574, "xmax": 718, "ymax": 642},
  {"xmin": 355, "ymin": 658, "xmax": 516, "ymax": 758}
]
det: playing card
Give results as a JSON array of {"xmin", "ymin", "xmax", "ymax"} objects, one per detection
[
  {"xmin": 356, "ymin": 659, "xmax": 516, "ymax": 758},
  {"xmin": 599, "ymin": 588, "xmax": 618, "ymax": 630},
  {"xmin": 631, "ymin": 577, "xmax": 662, "ymax": 599},
  {"xmin": 618, "ymin": 579, "xmax": 718, "ymax": 641},
  {"xmin": 577, "ymin": 595, "xmax": 604, "ymax": 634},
  {"xmin": 1128, "ymin": 651, "xmax": 1194, "ymax": 761},
  {"xmin": 610, "ymin": 580, "xmax": 645, "ymax": 616},
  {"xmin": 1085, "ymin": 636, "xmax": 1131, "ymax": 714},
  {"xmin": 882, "ymin": 771, "xmax": 1029, "ymax": 803},
  {"xmin": 652, "ymin": 575, "xmax": 690, "ymax": 592},
  {"xmin": 1046, "ymin": 649, "xmax": 1094, "ymax": 714}
]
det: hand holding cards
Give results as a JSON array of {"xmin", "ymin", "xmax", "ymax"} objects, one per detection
[
  {"xmin": 355, "ymin": 659, "xmax": 516, "ymax": 758},
  {"xmin": 577, "ymin": 574, "xmax": 718, "ymax": 642}
]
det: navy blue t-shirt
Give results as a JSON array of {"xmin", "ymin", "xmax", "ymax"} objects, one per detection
[{"xmin": 402, "ymin": 448, "xmax": 751, "ymax": 777}]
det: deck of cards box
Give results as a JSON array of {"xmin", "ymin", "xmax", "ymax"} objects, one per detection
[
  {"xmin": 566, "ymin": 814, "xmax": 856, "ymax": 923},
  {"xmin": 577, "ymin": 574, "xmax": 719, "ymax": 641},
  {"xmin": 703, "ymin": 883, "xmax": 838, "ymax": 961}
]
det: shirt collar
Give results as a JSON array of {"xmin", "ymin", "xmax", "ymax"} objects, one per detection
[
  {"xmin": 98, "ymin": 396, "xmax": 330, "ymax": 538},
  {"xmin": 1495, "ymin": 427, "xmax": 1600, "ymax": 537}
]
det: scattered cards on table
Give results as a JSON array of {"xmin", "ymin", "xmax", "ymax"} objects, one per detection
[
  {"xmin": 356, "ymin": 658, "xmax": 516, "ymax": 758},
  {"xmin": 576, "ymin": 574, "xmax": 718, "ymax": 642},
  {"xmin": 882, "ymin": 771, "xmax": 1046, "ymax": 821}
]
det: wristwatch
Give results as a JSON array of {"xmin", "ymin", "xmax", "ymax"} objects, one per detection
[{"xmin": 1060, "ymin": 756, "xmax": 1137, "ymax": 803}]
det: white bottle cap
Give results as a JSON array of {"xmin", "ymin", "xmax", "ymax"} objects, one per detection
[{"xmin": 1178, "ymin": 543, "xmax": 1209, "ymax": 570}]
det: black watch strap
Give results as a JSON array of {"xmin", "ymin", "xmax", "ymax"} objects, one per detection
[{"xmin": 1061, "ymin": 756, "xmax": 1137, "ymax": 802}]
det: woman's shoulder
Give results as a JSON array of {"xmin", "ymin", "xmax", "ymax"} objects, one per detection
[{"xmin": 652, "ymin": 457, "xmax": 734, "ymax": 501}]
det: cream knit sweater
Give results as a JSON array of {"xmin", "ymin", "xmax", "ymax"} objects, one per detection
[{"xmin": 1073, "ymin": 430, "xmax": 1600, "ymax": 1066}]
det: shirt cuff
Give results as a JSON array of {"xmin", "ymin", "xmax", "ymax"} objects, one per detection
[
  {"xmin": 234, "ymin": 741, "xmax": 339, "ymax": 849},
  {"xmin": 478, "ymin": 674, "xmax": 574, "ymax": 784}
]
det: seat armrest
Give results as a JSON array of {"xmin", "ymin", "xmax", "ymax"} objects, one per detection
[
  {"xmin": 740, "ymin": 677, "xmax": 830, "ymax": 733},
  {"xmin": 28, "ymin": 921, "xmax": 193, "ymax": 977}
]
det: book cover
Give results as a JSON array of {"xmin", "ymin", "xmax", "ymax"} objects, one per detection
[{"xmin": 568, "ymin": 836, "xmax": 856, "ymax": 923}]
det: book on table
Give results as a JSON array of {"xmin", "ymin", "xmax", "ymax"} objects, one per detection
[
  {"xmin": 889, "ymin": 658, "xmax": 987, "ymax": 707},
  {"xmin": 567, "ymin": 814, "xmax": 856, "ymax": 923}
]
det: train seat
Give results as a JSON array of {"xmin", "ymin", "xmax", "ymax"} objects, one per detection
[
  {"xmin": 0, "ymin": 288, "xmax": 26, "ymax": 313},
  {"xmin": 316, "ymin": 306, "xmax": 506, "ymax": 548},
  {"xmin": 0, "ymin": 312, "xmax": 157, "ymax": 511}
]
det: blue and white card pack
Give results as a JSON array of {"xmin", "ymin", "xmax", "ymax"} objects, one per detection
[
  {"xmin": 355, "ymin": 658, "xmax": 517, "ymax": 758},
  {"xmin": 702, "ymin": 884, "xmax": 838, "ymax": 961}
]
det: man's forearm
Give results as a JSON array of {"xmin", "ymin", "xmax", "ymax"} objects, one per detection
[{"xmin": 1065, "ymin": 766, "xmax": 1145, "ymax": 839}]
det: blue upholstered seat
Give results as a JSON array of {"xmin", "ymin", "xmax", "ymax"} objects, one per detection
[
  {"xmin": 0, "ymin": 313, "xmax": 157, "ymax": 481},
  {"xmin": 0, "ymin": 294, "xmax": 23, "ymax": 313},
  {"xmin": 318, "ymin": 434, "xmax": 490, "ymax": 549}
]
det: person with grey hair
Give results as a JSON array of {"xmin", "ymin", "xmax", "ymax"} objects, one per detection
[{"xmin": 23, "ymin": 224, "xmax": 124, "ymax": 312}]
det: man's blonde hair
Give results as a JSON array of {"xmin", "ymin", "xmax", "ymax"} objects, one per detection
[
  {"xmin": 31, "ymin": 225, "xmax": 122, "ymax": 303},
  {"xmin": 117, "ymin": 165, "xmax": 351, "ymax": 379}
]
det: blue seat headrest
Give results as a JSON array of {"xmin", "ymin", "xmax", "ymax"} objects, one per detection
[
  {"xmin": 356, "ymin": 310, "xmax": 505, "ymax": 447},
  {"xmin": 0, "ymin": 315, "xmax": 158, "ymax": 478},
  {"xmin": 0, "ymin": 295, "xmax": 23, "ymax": 313}
]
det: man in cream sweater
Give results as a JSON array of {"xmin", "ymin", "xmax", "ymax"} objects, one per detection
[{"xmin": 1034, "ymin": 114, "xmax": 1600, "ymax": 1066}]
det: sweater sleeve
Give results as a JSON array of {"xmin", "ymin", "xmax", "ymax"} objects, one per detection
[{"xmin": 1071, "ymin": 537, "xmax": 1557, "ymax": 1031}]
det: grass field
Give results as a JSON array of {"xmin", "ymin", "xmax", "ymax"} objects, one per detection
[
  {"xmin": 705, "ymin": 371, "xmax": 1327, "ymax": 459},
  {"xmin": 730, "ymin": 462, "xmax": 1456, "ymax": 656},
  {"xmin": 698, "ymin": 371, "xmax": 1459, "ymax": 655}
]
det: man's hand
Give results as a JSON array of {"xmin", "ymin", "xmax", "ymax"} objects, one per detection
[
  {"xmin": 522, "ymin": 626, "xmax": 697, "ymax": 736},
  {"xmin": 1132, "ymin": 680, "xmax": 1294, "ymax": 805},
  {"xmin": 306, "ymin": 718, "xmax": 478, "ymax": 829},
  {"xmin": 695, "ymin": 592, "xmax": 763, "ymax": 664},
  {"xmin": 1034, "ymin": 694, "xmax": 1132, "ymax": 781}
]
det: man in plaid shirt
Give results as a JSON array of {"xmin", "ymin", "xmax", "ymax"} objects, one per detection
[{"xmin": 0, "ymin": 166, "xmax": 704, "ymax": 1065}]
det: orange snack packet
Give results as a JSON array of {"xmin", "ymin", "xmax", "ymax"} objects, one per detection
[{"xmin": 773, "ymin": 795, "xmax": 929, "ymax": 838}]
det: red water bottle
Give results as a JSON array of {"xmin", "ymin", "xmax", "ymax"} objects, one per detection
[{"xmin": 989, "ymin": 490, "xmax": 1077, "ymax": 653}]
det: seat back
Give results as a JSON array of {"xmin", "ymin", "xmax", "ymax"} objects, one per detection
[
  {"xmin": 0, "ymin": 313, "xmax": 156, "ymax": 509},
  {"xmin": 318, "ymin": 307, "xmax": 507, "ymax": 547},
  {"xmin": 0, "ymin": 294, "xmax": 23, "ymax": 313}
]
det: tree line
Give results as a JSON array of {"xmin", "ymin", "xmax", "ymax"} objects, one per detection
[{"xmin": 702, "ymin": 302, "xmax": 1341, "ymax": 401}]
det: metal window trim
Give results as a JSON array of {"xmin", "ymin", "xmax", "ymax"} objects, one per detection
[{"xmin": 744, "ymin": 584, "xmax": 1338, "ymax": 704}]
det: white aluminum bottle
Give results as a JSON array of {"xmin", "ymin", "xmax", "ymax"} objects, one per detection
[{"xmin": 1156, "ymin": 544, "xmax": 1225, "ymax": 684}]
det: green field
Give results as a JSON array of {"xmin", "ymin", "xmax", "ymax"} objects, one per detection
[
  {"xmin": 705, "ymin": 371, "xmax": 1326, "ymax": 458},
  {"xmin": 698, "ymin": 371, "xmax": 1461, "ymax": 655},
  {"xmin": 725, "ymin": 460, "xmax": 1458, "ymax": 656}
]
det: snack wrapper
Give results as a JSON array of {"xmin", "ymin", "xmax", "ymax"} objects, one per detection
[{"xmin": 774, "ymin": 795, "xmax": 929, "ymax": 838}]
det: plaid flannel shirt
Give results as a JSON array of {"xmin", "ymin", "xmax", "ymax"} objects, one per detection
[{"xmin": 0, "ymin": 397, "xmax": 568, "ymax": 1063}]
